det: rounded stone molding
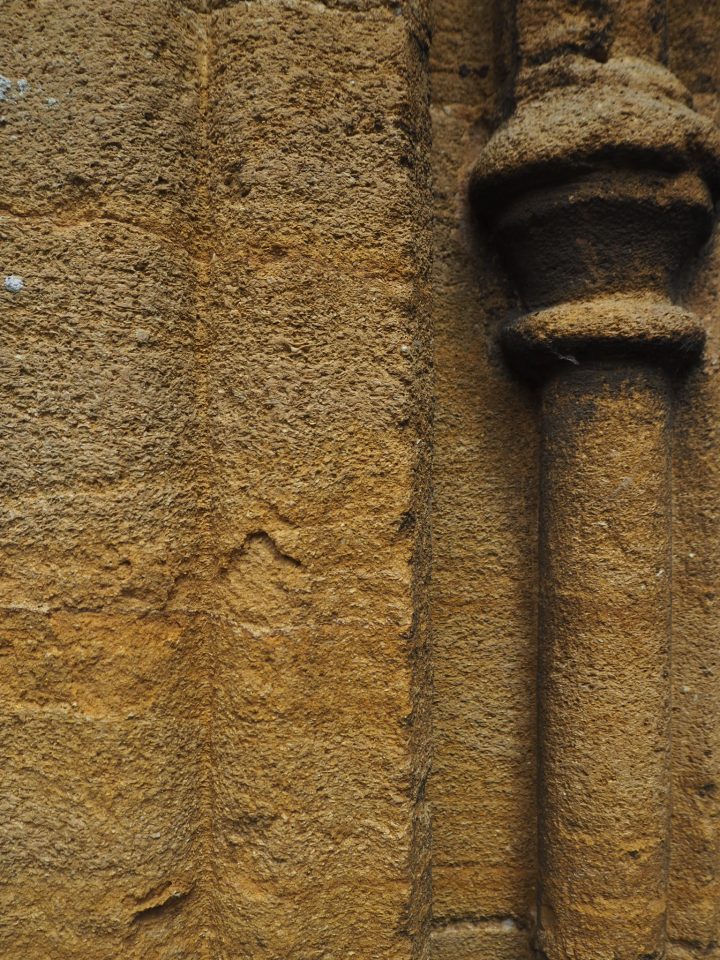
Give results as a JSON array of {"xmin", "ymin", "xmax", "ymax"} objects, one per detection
[{"xmin": 468, "ymin": 6, "xmax": 720, "ymax": 960}]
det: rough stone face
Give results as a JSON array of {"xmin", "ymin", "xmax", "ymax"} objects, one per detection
[
  {"xmin": 428, "ymin": 0, "xmax": 537, "ymax": 956},
  {"xmin": 2, "ymin": 1, "xmax": 720, "ymax": 959},
  {"xmin": 202, "ymin": 4, "xmax": 433, "ymax": 956},
  {"xmin": 666, "ymin": 14, "xmax": 720, "ymax": 958},
  {"xmin": 429, "ymin": 2, "xmax": 720, "ymax": 960},
  {"xmin": 0, "ymin": 1, "xmax": 432, "ymax": 956}
]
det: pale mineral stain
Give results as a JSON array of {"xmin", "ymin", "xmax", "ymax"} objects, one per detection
[{"xmin": 4, "ymin": 275, "xmax": 24, "ymax": 293}]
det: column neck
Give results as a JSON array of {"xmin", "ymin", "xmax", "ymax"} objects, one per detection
[{"xmin": 471, "ymin": 6, "xmax": 720, "ymax": 381}]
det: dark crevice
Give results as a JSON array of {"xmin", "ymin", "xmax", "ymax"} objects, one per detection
[
  {"xmin": 182, "ymin": 0, "xmax": 414, "ymax": 15},
  {"xmin": 221, "ymin": 531, "xmax": 303, "ymax": 572},
  {"xmin": 130, "ymin": 885, "xmax": 193, "ymax": 925},
  {"xmin": 670, "ymin": 939, "xmax": 719, "ymax": 956}
]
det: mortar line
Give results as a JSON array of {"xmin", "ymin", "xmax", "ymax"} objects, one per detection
[
  {"xmin": 0, "ymin": 205, "xmax": 207, "ymax": 263},
  {"xmin": 180, "ymin": 0, "xmax": 410, "ymax": 16}
]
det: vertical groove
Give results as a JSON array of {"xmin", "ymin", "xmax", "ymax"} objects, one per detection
[{"xmin": 190, "ymin": 8, "xmax": 216, "ymax": 955}]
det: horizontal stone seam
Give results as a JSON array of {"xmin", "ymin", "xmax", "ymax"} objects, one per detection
[
  {"xmin": 181, "ymin": 0, "xmax": 413, "ymax": 18},
  {"xmin": 0, "ymin": 204, "xmax": 422, "ymax": 282},
  {"xmin": 0, "ymin": 204, "xmax": 207, "ymax": 262},
  {"xmin": 431, "ymin": 912, "xmax": 527, "ymax": 932}
]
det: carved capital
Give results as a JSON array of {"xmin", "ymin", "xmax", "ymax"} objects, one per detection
[
  {"xmin": 470, "ymin": 54, "xmax": 720, "ymax": 375},
  {"xmin": 468, "ymin": 11, "xmax": 720, "ymax": 960}
]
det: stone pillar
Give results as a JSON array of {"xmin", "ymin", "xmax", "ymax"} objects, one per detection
[
  {"xmin": 539, "ymin": 361, "xmax": 673, "ymax": 960},
  {"xmin": 470, "ymin": 4, "xmax": 720, "ymax": 959},
  {"xmin": 203, "ymin": 4, "xmax": 434, "ymax": 956}
]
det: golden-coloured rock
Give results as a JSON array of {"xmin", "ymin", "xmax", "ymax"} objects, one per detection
[{"xmin": 1, "ymin": 1, "xmax": 720, "ymax": 959}]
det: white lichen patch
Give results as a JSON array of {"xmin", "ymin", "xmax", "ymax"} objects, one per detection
[
  {"xmin": 0, "ymin": 76, "xmax": 10, "ymax": 101},
  {"xmin": 46, "ymin": 97, "xmax": 58, "ymax": 107},
  {"xmin": 4, "ymin": 275, "xmax": 24, "ymax": 293},
  {"xmin": 16, "ymin": 78, "xmax": 29, "ymax": 96}
]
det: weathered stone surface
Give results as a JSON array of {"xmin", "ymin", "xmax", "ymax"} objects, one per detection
[
  {"xmin": 667, "ymin": 9, "xmax": 720, "ymax": 945},
  {"xmin": 669, "ymin": 3, "xmax": 720, "ymax": 937},
  {"xmin": 203, "ymin": 7, "xmax": 433, "ymax": 955},
  {"xmin": 428, "ymin": 1, "xmax": 537, "ymax": 956},
  {"xmin": 1, "ymin": 1, "xmax": 432, "ymax": 956},
  {"xmin": 429, "ymin": 2, "xmax": 720, "ymax": 960},
  {"xmin": 0, "ymin": 15, "xmax": 207, "ymax": 940},
  {"xmin": 2, "ymin": 1, "xmax": 720, "ymax": 958},
  {"xmin": 538, "ymin": 366, "xmax": 673, "ymax": 960}
]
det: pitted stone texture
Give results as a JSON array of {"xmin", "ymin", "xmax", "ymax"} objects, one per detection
[
  {"xmin": 428, "ymin": 0, "xmax": 538, "ymax": 956},
  {"xmin": 668, "ymin": 4, "xmax": 720, "ymax": 935},
  {"xmin": 0, "ymin": 0, "xmax": 433, "ymax": 957},
  {"xmin": 0, "ymin": 1, "xmax": 204, "ymax": 242},
  {"xmin": 471, "ymin": 56, "xmax": 720, "ymax": 216},
  {"xmin": 0, "ymin": 178, "xmax": 206, "ymax": 960},
  {"xmin": 538, "ymin": 367, "xmax": 672, "ymax": 960},
  {"xmin": 515, "ymin": 0, "xmax": 668, "ymax": 68},
  {"xmin": 430, "ymin": 4, "xmax": 720, "ymax": 960},
  {"xmin": 204, "ymin": 4, "xmax": 432, "ymax": 955},
  {"xmin": 432, "ymin": 921, "xmax": 532, "ymax": 960}
]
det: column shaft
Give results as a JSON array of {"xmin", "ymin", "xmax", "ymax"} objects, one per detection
[{"xmin": 538, "ymin": 364, "xmax": 672, "ymax": 960}]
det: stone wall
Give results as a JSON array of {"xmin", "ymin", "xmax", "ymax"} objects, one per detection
[
  {"xmin": 1, "ymin": 2, "xmax": 432, "ymax": 956},
  {"xmin": 1, "ymin": 1, "xmax": 719, "ymax": 958}
]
